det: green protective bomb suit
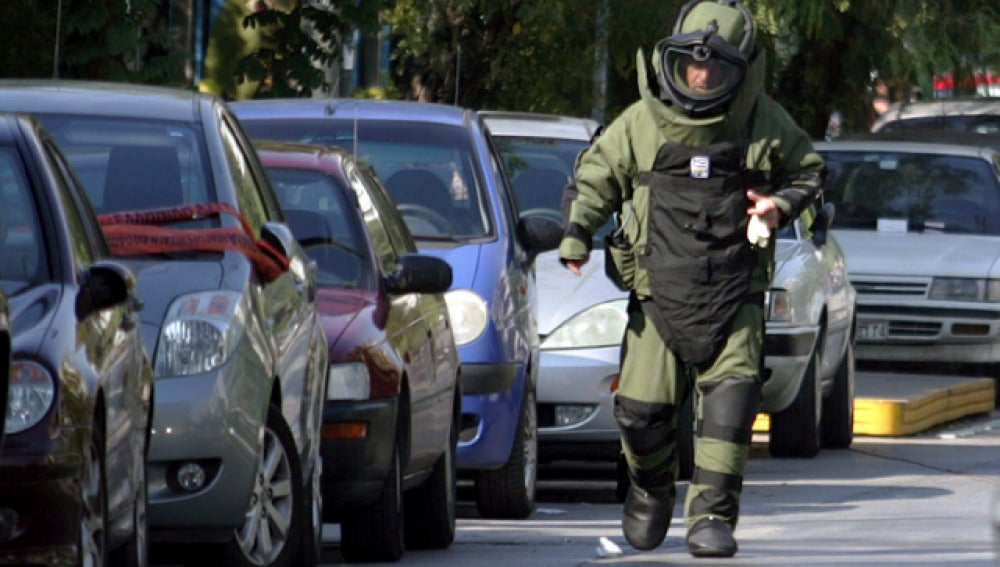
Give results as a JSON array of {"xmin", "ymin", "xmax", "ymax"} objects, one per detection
[{"xmin": 558, "ymin": 0, "xmax": 825, "ymax": 547}]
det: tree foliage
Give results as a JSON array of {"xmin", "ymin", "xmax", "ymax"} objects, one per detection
[{"xmin": 0, "ymin": 0, "xmax": 180, "ymax": 83}]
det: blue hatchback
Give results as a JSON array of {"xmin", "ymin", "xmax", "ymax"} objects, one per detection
[{"xmin": 232, "ymin": 99, "xmax": 563, "ymax": 519}]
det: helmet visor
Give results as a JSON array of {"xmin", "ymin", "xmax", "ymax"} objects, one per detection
[{"xmin": 665, "ymin": 43, "xmax": 746, "ymax": 101}]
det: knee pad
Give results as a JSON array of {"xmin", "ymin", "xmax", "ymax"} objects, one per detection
[
  {"xmin": 697, "ymin": 376, "xmax": 761, "ymax": 445},
  {"xmin": 615, "ymin": 395, "xmax": 676, "ymax": 456}
]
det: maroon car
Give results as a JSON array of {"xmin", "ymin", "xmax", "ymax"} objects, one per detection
[{"xmin": 255, "ymin": 141, "xmax": 461, "ymax": 563}]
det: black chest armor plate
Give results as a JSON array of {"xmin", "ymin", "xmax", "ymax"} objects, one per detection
[{"xmin": 638, "ymin": 140, "xmax": 767, "ymax": 366}]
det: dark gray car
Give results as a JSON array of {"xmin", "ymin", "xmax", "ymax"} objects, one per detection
[{"xmin": 0, "ymin": 81, "xmax": 329, "ymax": 566}]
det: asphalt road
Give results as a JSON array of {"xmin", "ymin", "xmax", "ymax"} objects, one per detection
[{"xmin": 314, "ymin": 409, "xmax": 1000, "ymax": 566}]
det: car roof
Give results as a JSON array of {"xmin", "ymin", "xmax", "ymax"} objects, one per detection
[
  {"xmin": 872, "ymin": 97, "xmax": 1000, "ymax": 131},
  {"xmin": 840, "ymin": 130, "xmax": 1000, "ymax": 150},
  {"xmin": 230, "ymin": 97, "xmax": 474, "ymax": 127},
  {"xmin": 478, "ymin": 110, "xmax": 601, "ymax": 141},
  {"xmin": 814, "ymin": 137, "xmax": 1000, "ymax": 158},
  {"xmin": 253, "ymin": 139, "xmax": 353, "ymax": 171},
  {"xmin": 0, "ymin": 80, "xmax": 209, "ymax": 122}
]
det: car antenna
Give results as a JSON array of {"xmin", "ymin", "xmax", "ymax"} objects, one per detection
[{"xmin": 353, "ymin": 101, "xmax": 359, "ymax": 157}]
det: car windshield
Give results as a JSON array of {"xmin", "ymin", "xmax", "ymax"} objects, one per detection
[
  {"xmin": 492, "ymin": 135, "xmax": 616, "ymax": 245},
  {"xmin": 0, "ymin": 146, "xmax": 49, "ymax": 294},
  {"xmin": 820, "ymin": 150, "xmax": 1000, "ymax": 235},
  {"xmin": 241, "ymin": 119, "xmax": 491, "ymax": 241},
  {"xmin": 33, "ymin": 114, "xmax": 214, "ymax": 221},
  {"xmin": 266, "ymin": 167, "xmax": 375, "ymax": 290}
]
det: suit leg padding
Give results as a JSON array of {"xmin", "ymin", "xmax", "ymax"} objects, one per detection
[{"xmin": 615, "ymin": 395, "xmax": 677, "ymax": 492}]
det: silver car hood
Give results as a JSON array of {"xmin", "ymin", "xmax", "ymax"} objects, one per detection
[
  {"xmin": 832, "ymin": 229, "xmax": 1000, "ymax": 278},
  {"xmin": 535, "ymin": 250, "xmax": 626, "ymax": 336}
]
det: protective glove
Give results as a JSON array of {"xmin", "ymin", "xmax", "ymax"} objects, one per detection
[{"xmin": 747, "ymin": 214, "xmax": 771, "ymax": 248}]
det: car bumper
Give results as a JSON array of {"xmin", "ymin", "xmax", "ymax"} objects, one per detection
[
  {"xmin": 535, "ymin": 346, "xmax": 620, "ymax": 459},
  {"xmin": 760, "ymin": 327, "xmax": 817, "ymax": 413},
  {"xmin": 457, "ymin": 362, "xmax": 527, "ymax": 470},
  {"xmin": 319, "ymin": 396, "xmax": 398, "ymax": 518},
  {"xmin": 0, "ymin": 449, "xmax": 84, "ymax": 565},
  {"xmin": 853, "ymin": 304, "xmax": 1000, "ymax": 363},
  {"xmin": 146, "ymin": 351, "xmax": 270, "ymax": 537}
]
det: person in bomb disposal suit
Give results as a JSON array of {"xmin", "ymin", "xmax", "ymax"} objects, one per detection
[{"xmin": 559, "ymin": 0, "xmax": 824, "ymax": 558}]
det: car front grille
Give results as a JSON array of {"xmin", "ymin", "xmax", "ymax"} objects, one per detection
[
  {"xmin": 851, "ymin": 279, "xmax": 928, "ymax": 296},
  {"xmin": 887, "ymin": 320, "xmax": 940, "ymax": 337}
]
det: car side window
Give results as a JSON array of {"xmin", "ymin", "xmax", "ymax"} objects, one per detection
[
  {"xmin": 0, "ymin": 146, "xmax": 49, "ymax": 284},
  {"xmin": 485, "ymin": 130, "xmax": 520, "ymax": 239},
  {"xmin": 345, "ymin": 162, "xmax": 398, "ymax": 272},
  {"xmin": 219, "ymin": 116, "xmax": 267, "ymax": 235},
  {"xmin": 44, "ymin": 140, "xmax": 108, "ymax": 259},
  {"xmin": 356, "ymin": 164, "xmax": 417, "ymax": 255}
]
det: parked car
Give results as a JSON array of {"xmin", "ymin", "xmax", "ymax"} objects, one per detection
[
  {"xmin": 232, "ymin": 98, "xmax": 563, "ymax": 519},
  {"xmin": 0, "ymin": 291, "xmax": 7, "ymax": 456},
  {"xmin": 483, "ymin": 112, "xmax": 856, "ymax": 485},
  {"xmin": 815, "ymin": 138, "xmax": 1000, "ymax": 376},
  {"xmin": 0, "ymin": 112, "xmax": 152, "ymax": 566},
  {"xmin": 872, "ymin": 97, "xmax": 1000, "ymax": 134},
  {"xmin": 0, "ymin": 81, "xmax": 329, "ymax": 566},
  {"xmin": 255, "ymin": 140, "xmax": 460, "ymax": 562}
]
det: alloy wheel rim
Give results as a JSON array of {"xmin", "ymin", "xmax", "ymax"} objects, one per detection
[{"xmin": 236, "ymin": 428, "xmax": 294, "ymax": 565}]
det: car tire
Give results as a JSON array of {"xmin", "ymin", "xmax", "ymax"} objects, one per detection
[
  {"xmin": 404, "ymin": 410, "xmax": 457, "ymax": 549},
  {"xmin": 340, "ymin": 444, "xmax": 405, "ymax": 562},
  {"xmin": 110, "ymin": 444, "xmax": 147, "ymax": 567},
  {"xmin": 475, "ymin": 389, "xmax": 537, "ymax": 519},
  {"xmin": 81, "ymin": 419, "xmax": 108, "ymax": 567},
  {"xmin": 221, "ymin": 404, "xmax": 304, "ymax": 567},
  {"xmin": 770, "ymin": 350, "xmax": 822, "ymax": 458},
  {"xmin": 296, "ymin": 457, "xmax": 323, "ymax": 567},
  {"xmin": 821, "ymin": 342, "xmax": 855, "ymax": 449}
]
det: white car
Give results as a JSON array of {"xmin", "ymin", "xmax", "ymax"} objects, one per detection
[
  {"xmin": 484, "ymin": 112, "xmax": 858, "ymax": 482},
  {"xmin": 817, "ymin": 138, "xmax": 1000, "ymax": 371},
  {"xmin": 871, "ymin": 98, "xmax": 1000, "ymax": 134}
]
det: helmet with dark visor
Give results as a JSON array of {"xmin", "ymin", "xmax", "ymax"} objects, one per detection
[{"xmin": 657, "ymin": 0, "xmax": 755, "ymax": 117}]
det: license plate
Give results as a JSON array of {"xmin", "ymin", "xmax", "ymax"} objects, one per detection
[{"xmin": 856, "ymin": 321, "xmax": 889, "ymax": 341}]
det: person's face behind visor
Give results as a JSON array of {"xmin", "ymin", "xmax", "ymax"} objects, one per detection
[{"xmin": 674, "ymin": 48, "xmax": 743, "ymax": 96}]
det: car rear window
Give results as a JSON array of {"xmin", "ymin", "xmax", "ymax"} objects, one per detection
[
  {"xmin": 241, "ymin": 119, "xmax": 493, "ymax": 241},
  {"xmin": 32, "ymin": 114, "xmax": 214, "ymax": 218},
  {"xmin": 820, "ymin": 150, "xmax": 1000, "ymax": 235}
]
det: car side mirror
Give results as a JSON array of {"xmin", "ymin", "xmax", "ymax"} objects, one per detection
[
  {"xmin": 811, "ymin": 202, "xmax": 836, "ymax": 247},
  {"xmin": 385, "ymin": 253, "xmax": 453, "ymax": 295},
  {"xmin": 260, "ymin": 221, "xmax": 296, "ymax": 260},
  {"xmin": 517, "ymin": 213, "xmax": 564, "ymax": 263},
  {"xmin": 75, "ymin": 261, "xmax": 141, "ymax": 325}
]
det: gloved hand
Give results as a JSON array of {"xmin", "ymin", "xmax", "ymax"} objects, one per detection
[{"xmin": 747, "ymin": 214, "xmax": 770, "ymax": 248}]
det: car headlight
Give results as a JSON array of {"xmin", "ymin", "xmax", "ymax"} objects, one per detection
[
  {"xmin": 6, "ymin": 360, "xmax": 55, "ymax": 435},
  {"xmin": 154, "ymin": 291, "xmax": 247, "ymax": 377},
  {"xmin": 444, "ymin": 289, "xmax": 488, "ymax": 346},
  {"xmin": 929, "ymin": 278, "xmax": 1000, "ymax": 302},
  {"xmin": 766, "ymin": 289, "xmax": 792, "ymax": 322},
  {"xmin": 541, "ymin": 299, "xmax": 628, "ymax": 350},
  {"xmin": 327, "ymin": 363, "xmax": 370, "ymax": 400}
]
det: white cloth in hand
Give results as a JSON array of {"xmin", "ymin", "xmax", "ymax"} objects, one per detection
[{"xmin": 747, "ymin": 214, "xmax": 771, "ymax": 248}]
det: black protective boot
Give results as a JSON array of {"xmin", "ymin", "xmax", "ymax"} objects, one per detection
[
  {"xmin": 686, "ymin": 516, "xmax": 737, "ymax": 558},
  {"xmin": 622, "ymin": 485, "xmax": 673, "ymax": 550}
]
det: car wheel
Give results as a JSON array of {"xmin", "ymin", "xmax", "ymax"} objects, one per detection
[
  {"xmin": 475, "ymin": 389, "xmax": 537, "ymax": 519},
  {"xmin": 340, "ymin": 444, "xmax": 405, "ymax": 562},
  {"xmin": 821, "ymin": 341, "xmax": 855, "ymax": 449},
  {"xmin": 81, "ymin": 420, "xmax": 108, "ymax": 567},
  {"xmin": 770, "ymin": 349, "xmax": 822, "ymax": 458},
  {"xmin": 222, "ymin": 404, "xmax": 303, "ymax": 567},
  {"xmin": 404, "ymin": 410, "xmax": 457, "ymax": 549},
  {"xmin": 109, "ymin": 452, "xmax": 147, "ymax": 567},
  {"xmin": 296, "ymin": 456, "xmax": 323, "ymax": 567}
]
